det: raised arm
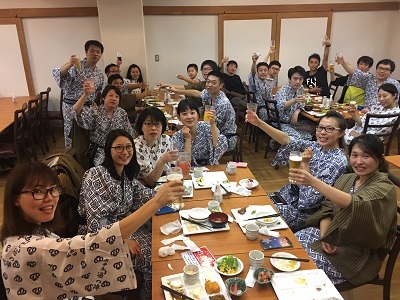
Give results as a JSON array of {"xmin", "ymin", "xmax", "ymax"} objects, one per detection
[
  {"xmin": 169, "ymin": 87, "xmax": 201, "ymax": 98},
  {"xmin": 60, "ymin": 55, "xmax": 79, "ymax": 77},
  {"xmin": 219, "ymin": 56, "xmax": 229, "ymax": 72},
  {"xmin": 251, "ymin": 53, "xmax": 259, "ymax": 77},
  {"xmin": 73, "ymin": 81, "xmax": 91, "ymax": 115},
  {"xmin": 321, "ymin": 36, "xmax": 331, "ymax": 70},
  {"xmin": 336, "ymin": 55, "xmax": 355, "ymax": 75},
  {"xmin": 176, "ymin": 75, "xmax": 200, "ymax": 84},
  {"xmin": 263, "ymin": 47, "xmax": 275, "ymax": 63}
]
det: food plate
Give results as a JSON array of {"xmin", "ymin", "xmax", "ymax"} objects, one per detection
[
  {"xmin": 238, "ymin": 179, "xmax": 258, "ymax": 190},
  {"xmin": 155, "ymin": 180, "xmax": 193, "ymax": 198},
  {"xmin": 254, "ymin": 211, "xmax": 278, "ymax": 227},
  {"xmin": 271, "ymin": 269, "xmax": 344, "ymax": 300},
  {"xmin": 189, "ymin": 208, "xmax": 211, "ymax": 221},
  {"xmin": 270, "ymin": 252, "xmax": 301, "ymax": 272},
  {"xmin": 191, "ymin": 171, "xmax": 229, "ymax": 189},
  {"xmin": 214, "ymin": 256, "xmax": 244, "ymax": 277},
  {"xmin": 161, "ymin": 267, "xmax": 232, "ymax": 300},
  {"xmin": 179, "ymin": 209, "xmax": 230, "ymax": 235}
]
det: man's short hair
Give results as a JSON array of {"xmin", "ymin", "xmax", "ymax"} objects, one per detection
[
  {"xmin": 376, "ymin": 59, "xmax": 395, "ymax": 72},
  {"xmin": 256, "ymin": 62, "xmax": 269, "ymax": 71},
  {"xmin": 357, "ymin": 56, "xmax": 374, "ymax": 68},
  {"xmin": 108, "ymin": 74, "xmax": 124, "ymax": 85},
  {"xmin": 288, "ymin": 66, "xmax": 306, "ymax": 79},
  {"xmin": 105, "ymin": 63, "xmax": 118, "ymax": 74},
  {"xmin": 201, "ymin": 60, "xmax": 219, "ymax": 72},
  {"xmin": 269, "ymin": 60, "xmax": 281, "ymax": 68},
  {"xmin": 308, "ymin": 53, "xmax": 321, "ymax": 63},
  {"xmin": 187, "ymin": 63, "xmax": 198, "ymax": 71},
  {"xmin": 206, "ymin": 71, "xmax": 224, "ymax": 85},
  {"xmin": 85, "ymin": 40, "xmax": 104, "ymax": 53},
  {"xmin": 227, "ymin": 60, "xmax": 238, "ymax": 68}
]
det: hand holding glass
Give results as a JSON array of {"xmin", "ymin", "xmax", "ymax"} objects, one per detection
[
  {"xmin": 204, "ymin": 105, "xmax": 214, "ymax": 122},
  {"xmin": 289, "ymin": 151, "xmax": 302, "ymax": 183},
  {"xmin": 247, "ymin": 103, "xmax": 258, "ymax": 112},
  {"xmin": 166, "ymin": 167, "xmax": 184, "ymax": 210}
]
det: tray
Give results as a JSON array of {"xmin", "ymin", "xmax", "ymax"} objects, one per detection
[
  {"xmin": 161, "ymin": 267, "xmax": 232, "ymax": 300},
  {"xmin": 179, "ymin": 209, "xmax": 230, "ymax": 235},
  {"xmin": 191, "ymin": 171, "xmax": 229, "ymax": 189},
  {"xmin": 271, "ymin": 269, "xmax": 343, "ymax": 300},
  {"xmin": 231, "ymin": 205, "xmax": 288, "ymax": 233}
]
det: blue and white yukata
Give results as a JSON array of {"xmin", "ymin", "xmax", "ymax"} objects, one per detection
[{"xmin": 248, "ymin": 74, "xmax": 276, "ymax": 121}]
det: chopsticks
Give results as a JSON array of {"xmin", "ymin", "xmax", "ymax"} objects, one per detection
[
  {"xmin": 244, "ymin": 213, "xmax": 281, "ymax": 221},
  {"xmin": 219, "ymin": 183, "xmax": 232, "ymax": 196},
  {"xmin": 161, "ymin": 284, "xmax": 195, "ymax": 300},
  {"xmin": 264, "ymin": 255, "xmax": 310, "ymax": 262},
  {"xmin": 181, "ymin": 216, "xmax": 213, "ymax": 231}
]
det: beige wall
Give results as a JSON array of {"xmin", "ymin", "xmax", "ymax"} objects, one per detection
[{"xmin": 143, "ymin": 0, "xmax": 393, "ymax": 5}]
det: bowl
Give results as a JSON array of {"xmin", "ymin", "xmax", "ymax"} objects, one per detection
[
  {"xmin": 208, "ymin": 212, "xmax": 228, "ymax": 228},
  {"xmin": 304, "ymin": 105, "xmax": 313, "ymax": 111},
  {"xmin": 225, "ymin": 277, "xmax": 247, "ymax": 297},
  {"xmin": 238, "ymin": 179, "xmax": 259, "ymax": 190},
  {"xmin": 253, "ymin": 267, "xmax": 274, "ymax": 286},
  {"xmin": 215, "ymin": 256, "xmax": 244, "ymax": 276},
  {"xmin": 254, "ymin": 212, "xmax": 278, "ymax": 227}
]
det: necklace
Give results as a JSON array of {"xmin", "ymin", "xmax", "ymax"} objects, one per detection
[{"xmin": 350, "ymin": 176, "xmax": 361, "ymax": 194}]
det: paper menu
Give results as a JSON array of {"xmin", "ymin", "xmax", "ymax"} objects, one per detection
[{"xmin": 181, "ymin": 246, "xmax": 216, "ymax": 267}]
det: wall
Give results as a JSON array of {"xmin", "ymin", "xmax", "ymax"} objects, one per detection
[{"xmin": 143, "ymin": 0, "xmax": 393, "ymax": 5}]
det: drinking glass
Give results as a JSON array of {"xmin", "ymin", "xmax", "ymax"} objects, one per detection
[
  {"xmin": 288, "ymin": 151, "xmax": 302, "ymax": 183},
  {"xmin": 86, "ymin": 76, "xmax": 95, "ymax": 93},
  {"xmin": 329, "ymin": 61, "xmax": 335, "ymax": 72},
  {"xmin": 178, "ymin": 152, "xmax": 191, "ymax": 177},
  {"xmin": 204, "ymin": 105, "xmax": 214, "ymax": 122},
  {"xmin": 116, "ymin": 51, "xmax": 122, "ymax": 61},
  {"xmin": 166, "ymin": 167, "xmax": 184, "ymax": 210},
  {"xmin": 74, "ymin": 55, "xmax": 81, "ymax": 70},
  {"xmin": 247, "ymin": 103, "xmax": 258, "ymax": 112}
]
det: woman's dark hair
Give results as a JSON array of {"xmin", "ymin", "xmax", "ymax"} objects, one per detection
[
  {"xmin": 126, "ymin": 63, "xmax": 144, "ymax": 83},
  {"xmin": 320, "ymin": 111, "xmax": 347, "ymax": 149},
  {"xmin": 177, "ymin": 99, "xmax": 200, "ymax": 116},
  {"xmin": 348, "ymin": 134, "xmax": 388, "ymax": 172},
  {"xmin": 102, "ymin": 129, "xmax": 140, "ymax": 181},
  {"xmin": 136, "ymin": 107, "xmax": 167, "ymax": 135},
  {"xmin": 0, "ymin": 162, "xmax": 60, "ymax": 243},
  {"xmin": 379, "ymin": 83, "xmax": 398, "ymax": 99},
  {"xmin": 101, "ymin": 84, "xmax": 122, "ymax": 100},
  {"xmin": 107, "ymin": 74, "xmax": 124, "ymax": 85}
]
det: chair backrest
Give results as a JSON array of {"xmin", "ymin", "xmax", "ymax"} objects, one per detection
[
  {"xmin": 329, "ymin": 73, "xmax": 344, "ymax": 99},
  {"xmin": 361, "ymin": 112, "xmax": 400, "ymax": 156},
  {"xmin": 272, "ymin": 86, "xmax": 281, "ymax": 97},
  {"xmin": 27, "ymin": 96, "xmax": 41, "ymax": 129},
  {"xmin": 39, "ymin": 87, "xmax": 51, "ymax": 120},
  {"xmin": 262, "ymin": 96, "xmax": 283, "ymax": 129},
  {"xmin": 14, "ymin": 103, "xmax": 28, "ymax": 144}
]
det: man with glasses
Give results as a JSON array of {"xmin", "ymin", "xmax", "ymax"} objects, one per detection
[{"xmin": 337, "ymin": 57, "xmax": 400, "ymax": 110}]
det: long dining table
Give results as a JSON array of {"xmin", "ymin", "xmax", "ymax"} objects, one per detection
[
  {"xmin": 151, "ymin": 165, "xmax": 319, "ymax": 299},
  {"xmin": 0, "ymin": 96, "xmax": 33, "ymax": 133}
]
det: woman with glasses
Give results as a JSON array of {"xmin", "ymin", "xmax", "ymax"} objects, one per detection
[
  {"xmin": 73, "ymin": 83, "xmax": 135, "ymax": 167},
  {"xmin": 246, "ymin": 110, "xmax": 348, "ymax": 231},
  {"xmin": 77, "ymin": 129, "xmax": 178, "ymax": 300},
  {"xmin": 0, "ymin": 160, "xmax": 183, "ymax": 299},
  {"xmin": 292, "ymin": 135, "xmax": 397, "ymax": 286},
  {"xmin": 344, "ymin": 83, "xmax": 400, "ymax": 145},
  {"xmin": 134, "ymin": 107, "xmax": 178, "ymax": 187}
]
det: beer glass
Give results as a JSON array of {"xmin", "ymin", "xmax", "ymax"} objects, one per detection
[
  {"xmin": 247, "ymin": 103, "xmax": 258, "ymax": 112},
  {"xmin": 166, "ymin": 167, "xmax": 184, "ymax": 210},
  {"xmin": 288, "ymin": 151, "xmax": 302, "ymax": 183},
  {"xmin": 74, "ymin": 55, "xmax": 81, "ymax": 70}
]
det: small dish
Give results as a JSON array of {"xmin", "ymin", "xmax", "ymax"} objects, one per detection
[
  {"xmin": 208, "ymin": 212, "xmax": 228, "ymax": 228},
  {"xmin": 215, "ymin": 256, "xmax": 244, "ymax": 276},
  {"xmin": 254, "ymin": 212, "xmax": 278, "ymax": 227},
  {"xmin": 270, "ymin": 252, "xmax": 301, "ymax": 272},
  {"xmin": 189, "ymin": 208, "xmax": 210, "ymax": 222},
  {"xmin": 225, "ymin": 277, "xmax": 247, "ymax": 297},
  {"xmin": 253, "ymin": 267, "xmax": 274, "ymax": 285},
  {"xmin": 238, "ymin": 179, "xmax": 258, "ymax": 190}
]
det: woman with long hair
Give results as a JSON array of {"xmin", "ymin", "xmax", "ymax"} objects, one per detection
[{"xmin": 125, "ymin": 63, "xmax": 146, "ymax": 94}]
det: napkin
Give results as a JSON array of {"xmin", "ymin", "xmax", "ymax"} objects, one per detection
[
  {"xmin": 259, "ymin": 227, "xmax": 280, "ymax": 237},
  {"xmin": 160, "ymin": 220, "xmax": 182, "ymax": 235},
  {"xmin": 171, "ymin": 243, "xmax": 189, "ymax": 251},
  {"xmin": 231, "ymin": 185, "xmax": 251, "ymax": 197},
  {"xmin": 161, "ymin": 234, "xmax": 185, "ymax": 245},
  {"xmin": 245, "ymin": 266, "xmax": 256, "ymax": 288},
  {"xmin": 183, "ymin": 237, "xmax": 200, "ymax": 252}
]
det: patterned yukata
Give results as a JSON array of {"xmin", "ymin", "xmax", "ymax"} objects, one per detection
[
  {"xmin": 201, "ymin": 90, "xmax": 237, "ymax": 151},
  {"xmin": 275, "ymin": 84, "xmax": 313, "ymax": 140},
  {"xmin": 171, "ymin": 121, "xmax": 228, "ymax": 166},
  {"xmin": 53, "ymin": 59, "xmax": 103, "ymax": 150},
  {"xmin": 348, "ymin": 68, "xmax": 400, "ymax": 109},
  {"xmin": 134, "ymin": 134, "xmax": 172, "ymax": 179},
  {"xmin": 1, "ymin": 223, "xmax": 136, "ymax": 299},
  {"xmin": 271, "ymin": 138, "xmax": 348, "ymax": 231},
  {"xmin": 248, "ymin": 74, "xmax": 276, "ymax": 121},
  {"xmin": 344, "ymin": 104, "xmax": 400, "ymax": 144},
  {"xmin": 295, "ymin": 173, "xmax": 397, "ymax": 285},
  {"xmin": 124, "ymin": 79, "xmax": 141, "ymax": 94},
  {"xmin": 78, "ymin": 166, "xmax": 155, "ymax": 300},
  {"xmin": 74, "ymin": 106, "xmax": 134, "ymax": 166}
]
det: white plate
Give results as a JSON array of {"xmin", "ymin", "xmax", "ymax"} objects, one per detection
[
  {"xmin": 191, "ymin": 171, "xmax": 229, "ymax": 189},
  {"xmin": 238, "ymin": 179, "xmax": 259, "ymax": 190},
  {"xmin": 254, "ymin": 211, "xmax": 278, "ymax": 227},
  {"xmin": 215, "ymin": 256, "xmax": 244, "ymax": 277},
  {"xmin": 189, "ymin": 208, "xmax": 211, "ymax": 221},
  {"xmin": 211, "ymin": 182, "xmax": 236, "ymax": 195},
  {"xmin": 270, "ymin": 252, "xmax": 301, "ymax": 272}
]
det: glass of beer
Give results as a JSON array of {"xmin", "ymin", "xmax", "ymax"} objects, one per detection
[
  {"xmin": 166, "ymin": 167, "xmax": 184, "ymax": 210},
  {"xmin": 203, "ymin": 105, "xmax": 214, "ymax": 122},
  {"xmin": 329, "ymin": 61, "xmax": 335, "ymax": 72},
  {"xmin": 74, "ymin": 55, "xmax": 81, "ymax": 70},
  {"xmin": 289, "ymin": 151, "xmax": 302, "ymax": 183},
  {"xmin": 86, "ymin": 76, "xmax": 95, "ymax": 93},
  {"xmin": 247, "ymin": 102, "xmax": 258, "ymax": 112}
]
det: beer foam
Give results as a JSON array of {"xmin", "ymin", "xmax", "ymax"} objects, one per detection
[
  {"xmin": 167, "ymin": 173, "xmax": 183, "ymax": 181},
  {"xmin": 289, "ymin": 156, "xmax": 302, "ymax": 161}
]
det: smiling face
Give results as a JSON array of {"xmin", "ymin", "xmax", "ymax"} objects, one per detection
[
  {"xmin": 375, "ymin": 63, "xmax": 392, "ymax": 82},
  {"xmin": 111, "ymin": 78, "xmax": 124, "ymax": 92},
  {"xmin": 289, "ymin": 72, "xmax": 304, "ymax": 90},
  {"xmin": 15, "ymin": 184, "xmax": 59, "ymax": 225},
  {"xmin": 111, "ymin": 136, "xmax": 134, "ymax": 171},
  {"xmin": 206, "ymin": 75, "xmax": 223, "ymax": 97},
  {"xmin": 227, "ymin": 63, "xmax": 237, "ymax": 75},
  {"xmin": 201, "ymin": 64, "xmax": 213, "ymax": 80},
  {"xmin": 378, "ymin": 88, "xmax": 397, "ymax": 109},
  {"xmin": 316, "ymin": 117, "xmax": 344, "ymax": 150},
  {"xmin": 85, "ymin": 45, "xmax": 102, "ymax": 65},
  {"xmin": 130, "ymin": 67, "xmax": 141, "ymax": 81},
  {"xmin": 103, "ymin": 88, "xmax": 120, "ymax": 110},
  {"xmin": 178, "ymin": 108, "xmax": 198, "ymax": 128},
  {"xmin": 257, "ymin": 65, "xmax": 269, "ymax": 80},
  {"xmin": 350, "ymin": 144, "xmax": 380, "ymax": 178}
]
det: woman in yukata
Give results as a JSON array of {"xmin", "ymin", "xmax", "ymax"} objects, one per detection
[
  {"xmin": 344, "ymin": 83, "xmax": 400, "ymax": 144},
  {"xmin": 171, "ymin": 99, "xmax": 228, "ymax": 166},
  {"xmin": 292, "ymin": 134, "xmax": 397, "ymax": 286},
  {"xmin": 246, "ymin": 110, "xmax": 348, "ymax": 232},
  {"xmin": 275, "ymin": 65, "xmax": 316, "ymax": 140},
  {"xmin": 0, "ymin": 161, "xmax": 183, "ymax": 299},
  {"xmin": 73, "ymin": 83, "xmax": 135, "ymax": 167},
  {"xmin": 124, "ymin": 63, "xmax": 146, "ymax": 94},
  {"xmin": 77, "ymin": 129, "xmax": 168, "ymax": 300},
  {"xmin": 134, "ymin": 107, "xmax": 179, "ymax": 187}
]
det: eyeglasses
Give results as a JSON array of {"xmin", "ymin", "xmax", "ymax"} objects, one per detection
[
  {"xmin": 111, "ymin": 145, "xmax": 134, "ymax": 153},
  {"xmin": 377, "ymin": 67, "xmax": 391, "ymax": 72},
  {"xmin": 19, "ymin": 186, "xmax": 62, "ymax": 200},
  {"xmin": 316, "ymin": 125, "xmax": 341, "ymax": 133},
  {"xmin": 143, "ymin": 122, "xmax": 162, "ymax": 128}
]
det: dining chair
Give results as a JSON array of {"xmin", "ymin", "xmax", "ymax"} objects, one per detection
[
  {"xmin": 27, "ymin": 96, "xmax": 47, "ymax": 159},
  {"xmin": 361, "ymin": 112, "xmax": 400, "ymax": 156},
  {"xmin": 222, "ymin": 108, "xmax": 247, "ymax": 162},
  {"xmin": 335, "ymin": 205, "xmax": 400, "ymax": 300},
  {"xmin": 47, "ymin": 89, "xmax": 64, "ymax": 128},
  {"xmin": 329, "ymin": 73, "xmax": 344, "ymax": 99},
  {"xmin": 39, "ymin": 87, "xmax": 56, "ymax": 147}
]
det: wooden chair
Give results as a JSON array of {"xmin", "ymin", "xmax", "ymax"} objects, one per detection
[
  {"xmin": 361, "ymin": 112, "xmax": 400, "ymax": 156},
  {"xmin": 335, "ymin": 205, "xmax": 400, "ymax": 300},
  {"xmin": 329, "ymin": 72, "xmax": 344, "ymax": 99},
  {"xmin": 222, "ymin": 108, "xmax": 246, "ymax": 162},
  {"xmin": 47, "ymin": 89, "xmax": 64, "ymax": 128},
  {"xmin": 39, "ymin": 87, "xmax": 56, "ymax": 146},
  {"xmin": 27, "ymin": 96, "xmax": 47, "ymax": 160}
]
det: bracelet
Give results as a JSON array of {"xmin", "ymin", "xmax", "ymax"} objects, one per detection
[{"xmin": 326, "ymin": 45, "xmax": 331, "ymax": 47}]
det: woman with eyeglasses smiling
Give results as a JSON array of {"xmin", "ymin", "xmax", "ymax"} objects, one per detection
[
  {"xmin": 246, "ymin": 110, "xmax": 348, "ymax": 232},
  {"xmin": 0, "ymin": 158, "xmax": 183, "ymax": 299},
  {"xmin": 77, "ymin": 129, "xmax": 184, "ymax": 300},
  {"xmin": 134, "ymin": 107, "xmax": 179, "ymax": 187}
]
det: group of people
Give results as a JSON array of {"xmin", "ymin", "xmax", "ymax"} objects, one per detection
[{"xmin": 0, "ymin": 38, "xmax": 398, "ymax": 299}]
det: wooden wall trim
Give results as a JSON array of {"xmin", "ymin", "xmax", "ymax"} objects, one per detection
[
  {"xmin": 0, "ymin": 7, "xmax": 98, "ymax": 18},
  {"xmin": 143, "ymin": 2, "xmax": 399, "ymax": 15}
]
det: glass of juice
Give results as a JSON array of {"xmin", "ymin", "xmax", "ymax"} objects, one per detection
[
  {"xmin": 178, "ymin": 152, "xmax": 191, "ymax": 177},
  {"xmin": 203, "ymin": 105, "xmax": 214, "ymax": 122}
]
